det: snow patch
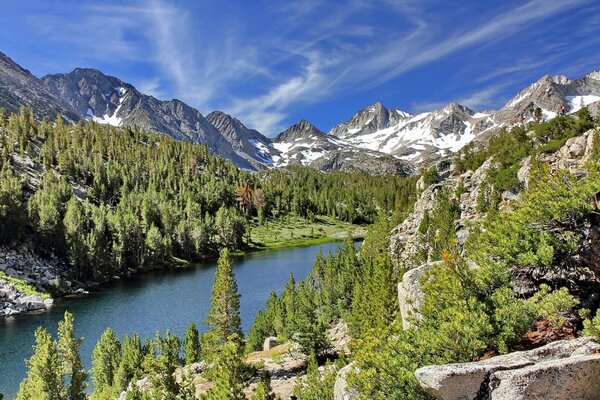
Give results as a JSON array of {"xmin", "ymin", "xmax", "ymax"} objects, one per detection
[
  {"xmin": 248, "ymin": 139, "xmax": 273, "ymax": 164},
  {"xmin": 567, "ymin": 95, "xmax": 600, "ymax": 113},
  {"xmin": 505, "ymin": 92, "xmax": 528, "ymax": 108}
]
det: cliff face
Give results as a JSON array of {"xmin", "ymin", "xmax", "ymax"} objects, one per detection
[
  {"xmin": 390, "ymin": 127, "xmax": 598, "ymax": 270},
  {"xmin": 393, "ymin": 128, "xmax": 599, "ymax": 329}
]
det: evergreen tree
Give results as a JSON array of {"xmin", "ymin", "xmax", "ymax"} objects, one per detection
[
  {"xmin": 115, "ymin": 334, "xmax": 143, "ymax": 392},
  {"xmin": 293, "ymin": 278, "xmax": 330, "ymax": 356},
  {"xmin": 293, "ymin": 353, "xmax": 337, "ymax": 400},
  {"xmin": 16, "ymin": 328, "xmax": 64, "ymax": 400},
  {"xmin": 0, "ymin": 165, "xmax": 25, "ymax": 243},
  {"xmin": 251, "ymin": 371, "xmax": 276, "ymax": 400},
  {"xmin": 202, "ymin": 337, "xmax": 245, "ymax": 400},
  {"xmin": 183, "ymin": 321, "xmax": 201, "ymax": 364},
  {"xmin": 176, "ymin": 369, "xmax": 196, "ymax": 400},
  {"xmin": 91, "ymin": 328, "xmax": 122, "ymax": 392},
  {"xmin": 205, "ymin": 248, "xmax": 242, "ymax": 345},
  {"xmin": 63, "ymin": 197, "xmax": 88, "ymax": 280},
  {"xmin": 57, "ymin": 311, "xmax": 87, "ymax": 400}
]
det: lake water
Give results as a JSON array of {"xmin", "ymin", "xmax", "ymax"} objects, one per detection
[{"xmin": 0, "ymin": 242, "xmax": 350, "ymax": 399}]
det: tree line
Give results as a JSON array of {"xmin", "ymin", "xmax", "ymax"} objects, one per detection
[{"xmin": 0, "ymin": 107, "xmax": 417, "ymax": 285}]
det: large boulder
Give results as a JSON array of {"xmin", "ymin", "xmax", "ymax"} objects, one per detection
[
  {"xmin": 490, "ymin": 354, "xmax": 600, "ymax": 400},
  {"xmin": 398, "ymin": 262, "xmax": 440, "ymax": 330},
  {"xmin": 263, "ymin": 336, "xmax": 278, "ymax": 351},
  {"xmin": 415, "ymin": 337, "xmax": 600, "ymax": 400},
  {"xmin": 334, "ymin": 362, "xmax": 359, "ymax": 400}
]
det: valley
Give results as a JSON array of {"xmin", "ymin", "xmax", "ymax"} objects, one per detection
[{"xmin": 0, "ymin": 36, "xmax": 599, "ymax": 400}]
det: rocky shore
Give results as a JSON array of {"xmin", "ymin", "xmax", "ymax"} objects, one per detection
[{"xmin": 0, "ymin": 243, "xmax": 80, "ymax": 317}]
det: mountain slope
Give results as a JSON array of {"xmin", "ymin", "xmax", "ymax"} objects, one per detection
[
  {"xmin": 205, "ymin": 110, "xmax": 279, "ymax": 170},
  {"xmin": 272, "ymin": 119, "xmax": 414, "ymax": 175},
  {"xmin": 490, "ymin": 71, "xmax": 600, "ymax": 127},
  {"xmin": 329, "ymin": 102, "xmax": 495, "ymax": 165},
  {"xmin": 325, "ymin": 71, "xmax": 599, "ymax": 168},
  {"xmin": 41, "ymin": 68, "xmax": 257, "ymax": 169},
  {"xmin": 0, "ymin": 52, "xmax": 78, "ymax": 122},
  {"xmin": 1, "ymin": 50, "xmax": 598, "ymax": 175}
]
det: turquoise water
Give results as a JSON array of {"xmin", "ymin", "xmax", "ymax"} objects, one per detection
[{"xmin": 0, "ymin": 242, "xmax": 349, "ymax": 399}]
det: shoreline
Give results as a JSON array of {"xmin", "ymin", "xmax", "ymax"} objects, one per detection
[{"xmin": 0, "ymin": 228, "xmax": 368, "ymax": 319}]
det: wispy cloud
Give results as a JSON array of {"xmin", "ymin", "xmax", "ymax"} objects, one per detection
[
  {"xmin": 20, "ymin": 0, "xmax": 597, "ymax": 135},
  {"xmin": 219, "ymin": 0, "xmax": 592, "ymax": 134}
]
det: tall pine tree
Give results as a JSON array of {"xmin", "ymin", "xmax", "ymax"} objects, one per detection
[
  {"xmin": 205, "ymin": 248, "xmax": 242, "ymax": 345},
  {"xmin": 16, "ymin": 328, "xmax": 63, "ymax": 400},
  {"xmin": 91, "ymin": 327, "xmax": 122, "ymax": 394},
  {"xmin": 202, "ymin": 337, "xmax": 245, "ymax": 400},
  {"xmin": 184, "ymin": 321, "xmax": 201, "ymax": 364},
  {"xmin": 57, "ymin": 311, "xmax": 87, "ymax": 400}
]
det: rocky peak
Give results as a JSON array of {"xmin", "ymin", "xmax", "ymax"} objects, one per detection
[
  {"xmin": 206, "ymin": 110, "xmax": 248, "ymax": 138},
  {"xmin": 587, "ymin": 71, "xmax": 600, "ymax": 81},
  {"xmin": 206, "ymin": 110, "xmax": 277, "ymax": 169},
  {"xmin": 541, "ymin": 73, "xmax": 571, "ymax": 86},
  {"xmin": 0, "ymin": 52, "xmax": 79, "ymax": 121},
  {"xmin": 274, "ymin": 119, "xmax": 326, "ymax": 143},
  {"xmin": 0, "ymin": 51, "xmax": 32, "ymax": 79},
  {"xmin": 328, "ymin": 101, "xmax": 410, "ymax": 139},
  {"xmin": 43, "ymin": 68, "xmax": 131, "ymax": 118}
]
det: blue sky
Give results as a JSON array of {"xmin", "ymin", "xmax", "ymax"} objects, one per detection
[{"xmin": 1, "ymin": 0, "xmax": 598, "ymax": 136}]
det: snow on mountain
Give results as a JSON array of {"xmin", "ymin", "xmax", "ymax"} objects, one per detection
[
  {"xmin": 490, "ymin": 71, "xmax": 600, "ymax": 130},
  {"xmin": 566, "ymin": 95, "xmax": 600, "ymax": 113},
  {"xmin": 42, "ymin": 68, "xmax": 256, "ymax": 170},
  {"xmin": 328, "ymin": 102, "xmax": 494, "ymax": 165},
  {"xmin": 272, "ymin": 119, "xmax": 413, "ymax": 176},
  {"xmin": 205, "ymin": 110, "xmax": 280, "ymax": 170},
  {"xmin": 2, "ymin": 49, "xmax": 599, "ymax": 175}
]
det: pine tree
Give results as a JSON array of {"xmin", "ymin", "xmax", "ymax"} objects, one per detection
[
  {"xmin": 293, "ymin": 278, "xmax": 330, "ymax": 356},
  {"xmin": 176, "ymin": 369, "xmax": 196, "ymax": 400},
  {"xmin": 91, "ymin": 327, "xmax": 122, "ymax": 392},
  {"xmin": 293, "ymin": 352, "xmax": 337, "ymax": 400},
  {"xmin": 205, "ymin": 248, "xmax": 242, "ymax": 345},
  {"xmin": 202, "ymin": 337, "xmax": 245, "ymax": 400},
  {"xmin": 0, "ymin": 165, "xmax": 25, "ymax": 244},
  {"xmin": 251, "ymin": 371, "xmax": 276, "ymax": 400},
  {"xmin": 184, "ymin": 321, "xmax": 201, "ymax": 364},
  {"xmin": 57, "ymin": 311, "xmax": 87, "ymax": 400},
  {"xmin": 16, "ymin": 327, "xmax": 64, "ymax": 400},
  {"xmin": 115, "ymin": 334, "xmax": 143, "ymax": 391},
  {"xmin": 63, "ymin": 197, "xmax": 88, "ymax": 280}
]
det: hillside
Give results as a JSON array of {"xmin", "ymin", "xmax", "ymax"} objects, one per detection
[{"xmin": 0, "ymin": 107, "xmax": 415, "ymax": 318}]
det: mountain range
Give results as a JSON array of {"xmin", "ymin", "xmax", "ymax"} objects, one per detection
[{"xmin": 1, "ymin": 50, "xmax": 599, "ymax": 175}]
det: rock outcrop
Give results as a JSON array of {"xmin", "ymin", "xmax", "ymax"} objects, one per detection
[
  {"xmin": 0, "ymin": 279, "xmax": 53, "ymax": 316},
  {"xmin": 398, "ymin": 262, "xmax": 440, "ymax": 329},
  {"xmin": 0, "ymin": 244, "xmax": 73, "ymax": 317},
  {"xmin": 263, "ymin": 336, "xmax": 279, "ymax": 351},
  {"xmin": 389, "ymin": 158, "xmax": 493, "ymax": 267},
  {"xmin": 333, "ymin": 362, "xmax": 359, "ymax": 400},
  {"xmin": 415, "ymin": 337, "xmax": 600, "ymax": 400}
]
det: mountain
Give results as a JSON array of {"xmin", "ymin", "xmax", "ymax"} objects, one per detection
[
  {"xmin": 205, "ymin": 110, "xmax": 279, "ymax": 170},
  {"xmin": 0, "ymin": 52, "xmax": 78, "ymax": 121},
  {"xmin": 329, "ymin": 102, "xmax": 494, "ymax": 165},
  {"xmin": 41, "ymin": 68, "xmax": 255, "ymax": 170},
  {"xmin": 326, "ymin": 71, "xmax": 600, "ymax": 167},
  {"xmin": 490, "ymin": 71, "xmax": 600, "ymax": 128},
  {"xmin": 1, "ymin": 50, "xmax": 599, "ymax": 175},
  {"xmin": 272, "ymin": 119, "xmax": 414, "ymax": 175}
]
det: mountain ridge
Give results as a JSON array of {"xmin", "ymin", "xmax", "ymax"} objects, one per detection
[{"xmin": 1, "ymin": 50, "xmax": 598, "ymax": 175}]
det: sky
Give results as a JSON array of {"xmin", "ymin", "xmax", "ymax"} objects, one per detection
[{"xmin": 1, "ymin": 0, "xmax": 598, "ymax": 136}]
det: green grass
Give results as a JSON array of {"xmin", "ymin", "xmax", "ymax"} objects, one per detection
[
  {"xmin": 0, "ymin": 271, "xmax": 49, "ymax": 299},
  {"xmin": 246, "ymin": 215, "xmax": 367, "ymax": 251}
]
